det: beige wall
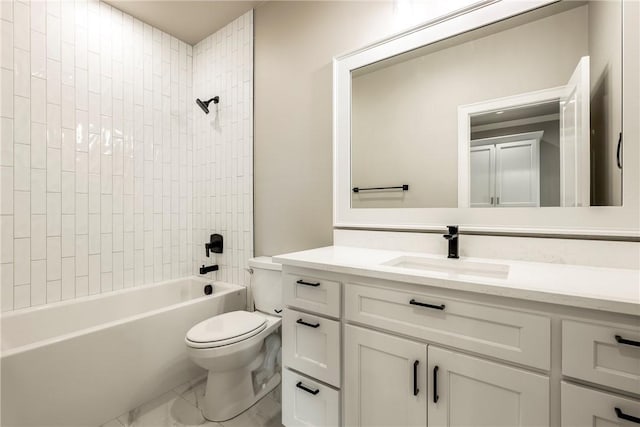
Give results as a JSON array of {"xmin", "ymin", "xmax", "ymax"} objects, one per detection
[
  {"xmin": 351, "ymin": 5, "xmax": 588, "ymax": 208},
  {"xmin": 254, "ymin": 1, "xmax": 398, "ymax": 256}
]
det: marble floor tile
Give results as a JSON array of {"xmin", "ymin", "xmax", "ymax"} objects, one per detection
[
  {"xmin": 115, "ymin": 391, "xmax": 178, "ymax": 427},
  {"xmin": 174, "ymin": 376, "xmax": 207, "ymax": 409},
  {"xmin": 221, "ymin": 393, "xmax": 283, "ymax": 427},
  {"xmin": 102, "ymin": 377, "xmax": 282, "ymax": 427},
  {"xmin": 101, "ymin": 419, "xmax": 125, "ymax": 427}
]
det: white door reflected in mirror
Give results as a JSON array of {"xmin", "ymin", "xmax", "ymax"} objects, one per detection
[
  {"xmin": 560, "ymin": 56, "xmax": 590, "ymax": 207},
  {"xmin": 462, "ymin": 56, "xmax": 589, "ymax": 208},
  {"xmin": 468, "ymin": 132, "xmax": 541, "ymax": 208}
]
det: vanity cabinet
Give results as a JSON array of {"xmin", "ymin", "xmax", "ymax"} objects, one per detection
[
  {"xmin": 282, "ymin": 270, "xmax": 342, "ymax": 427},
  {"xmin": 283, "ymin": 308, "xmax": 341, "ymax": 387},
  {"xmin": 344, "ymin": 281, "xmax": 550, "ymax": 370},
  {"xmin": 278, "ymin": 261, "xmax": 640, "ymax": 427},
  {"xmin": 344, "ymin": 325, "xmax": 427, "ymax": 427},
  {"xmin": 282, "ymin": 369, "xmax": 340, "ymax": 427},
  {"xmin": 428, "ymin": 346, "xmax": 549, "ymax": 427},
  {"xmin": 562, "ymin": 319, "xmax": 640, "ymax": 395},
  {"xmin": 560, "ymin": 319, "xmax": 640, "ymax": 427},
  {"xmin": 283, "ymin": 273, "xmax": 341, "ymax": 318},
  {"xmin": 561, "ymin": 381, "xmax": 640, "ymax": 427},
  {"xmin": 344, "ymin": 325, "xmax": 548, "ymax": 427}
]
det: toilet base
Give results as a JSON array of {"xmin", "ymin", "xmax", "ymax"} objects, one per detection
[{"xmin": 201, "ymin": 364, "xmax": 281, "ymax": 422}]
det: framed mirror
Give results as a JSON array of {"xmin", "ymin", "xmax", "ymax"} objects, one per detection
[{"xmin": 334, "ymin": 0, "xmax": 639, "ymax": 237}]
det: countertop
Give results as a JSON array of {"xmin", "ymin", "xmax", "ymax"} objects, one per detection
[{"xmin": 273, "ymin": 246, "xmax": 640, "ymax": 316}]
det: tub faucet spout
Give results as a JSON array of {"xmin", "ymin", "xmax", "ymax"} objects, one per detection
[{"xmin": 200, "ymin": 264, "xmax": 219, "ymax": 274}]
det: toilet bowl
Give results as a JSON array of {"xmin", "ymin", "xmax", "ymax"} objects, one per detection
[{"xmin": 185, "ymin": 257, "xmax": 283, "ymax": 422}]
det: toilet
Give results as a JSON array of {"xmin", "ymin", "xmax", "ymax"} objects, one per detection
[{"xmin": 185, "ymin": 257, "xmax": 283, "ymax": 422}]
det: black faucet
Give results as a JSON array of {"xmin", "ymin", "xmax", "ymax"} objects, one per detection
[
  {"xmin": 201, "ymin": 234, "xmax": 222, "ymax": 274},
  {"xmin": 443, "ymin": 225, "xmax": 459, "ymax": 259},
  {"xmin": 205, "ymin": 234, "xmax": 223, "ymax": 257},
  {"xmin": 200, "ymin": 264, "xmax": 219, "ymax": 274}
]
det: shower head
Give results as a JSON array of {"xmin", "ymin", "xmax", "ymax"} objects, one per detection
[{"xmin": 196, "ymin": 96, "xmax": 219, "ymax": 114}]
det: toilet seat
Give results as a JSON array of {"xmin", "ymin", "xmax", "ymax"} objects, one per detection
[{"xmin": 186, "ymin": 311, "xmax": 267, "ymax": 349}]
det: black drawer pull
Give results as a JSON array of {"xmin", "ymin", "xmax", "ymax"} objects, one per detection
[
  {"xmin": 274, "ymin": 309, "xmax": 282, "ymax": 314},
  {"xmin": 615, "ymin": 407, "xmax": 640, "ymax": 424},
  {"xmin": 297, "ymin": 318, "xmax": 320, "ymax": 328},
  {"xmin": 296, "ymin": 279, "xmax": 321, "ymax": 287},
  {"xmin": 615, "ymin": 335, "xmax": 640, "ymax": 347},
  {"xmin": 410, "ymin": 299, "xmax": 445, "ymax": 311},
  {"xmin": 296, "ymin": 381, "xmax": 320, "ymax": 395},
  {"xmin": 413, "ymin": 360, "xmax": 419, "ymax": 396},
  {"xmin": 433, "ymin": 366, "xmax": 439, "ymax": 403}
]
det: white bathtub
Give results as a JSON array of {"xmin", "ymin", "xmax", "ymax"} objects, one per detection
[{"xmin": 1, "ymin": 276, "xmax": 246, "ymax": 426}]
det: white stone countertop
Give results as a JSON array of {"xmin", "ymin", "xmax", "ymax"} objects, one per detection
[{"xmin": 273, "ymin": 246, "xmax": 640, "ymax": 316}]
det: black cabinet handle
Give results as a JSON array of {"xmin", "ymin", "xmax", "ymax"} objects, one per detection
[
  {"xmin": 274, "ymin": 309, "xmax": 282, "ymax": 314},
  {"xmin": 413, "ymin": 360, "xmax": 419, "ymax": 396},
  {"xmin": 296, "ymin": 381, "xmax": 320, "ymax": 395},
  {"xmin": 296, "ymin": 381, "xmax": 320, "ymax": 396},
  {"xmin": 615, "ymin": 335, "xmax": 640, "ymax": 347},
  {"xmin": 615, "ymin": 407, "xmax": 640, "ymax": 424},
  {"xmin": 410, "ymin": 299, "xmax": 445, "ymax": 311},
  {"xmin": 297, "ymin": 318, "xmax": 320, "ymax": 328},
  {"xmin": 616, "ymin": 132, "xmax": 623, "ymax": 170},
  {"xmin": 296, "ymin": 279, "xmax": 320, "ymax": 287},
  {"xmin": 433, "ymin": 366, "xmax": 439, "ymax": 403}
]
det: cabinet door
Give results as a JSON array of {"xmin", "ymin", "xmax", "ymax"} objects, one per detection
[
  {"xmin": 469, "ymin": 145, "xmax": 496, "ymax": 207},
  {"xmin": 344, "ymin": 325, "xmax": 427, "ymax": 427},
  {"xmin": 495, "ymin": 140, "xmax": 539, "ymax": 207},
  {"xmin": 562, "ymin": 381, "xmax": 640, "ymax": 427},
  {"xmin": 428, "ymin": 346, "xmax": 549, "ymax": 427}
]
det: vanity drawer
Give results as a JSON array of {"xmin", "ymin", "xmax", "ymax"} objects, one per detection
[
  {"xmin": 561, "ymin": 381, "xmax": 640, "ymax": 427},
  {"xmin": 283, "ymin": 308, "xmax": 341, "ymax": 387},
  {"xmin": 562, "ymin": 319, "xmax": 640, "ymax": 395},
  {"xmin": 282, "ymin": 368, "xmax": 340, "ymax": 427},
  {"xmin": 345, "ymin": 282, "xmax": 550, "ymax": 370},
  {"xmin": 283, "ymin": 273, "xmax": 341, "ymax": 318}
]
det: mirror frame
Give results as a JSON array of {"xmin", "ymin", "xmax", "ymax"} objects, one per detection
[{"xmin": 333, "ymin": 0, "xmax": 639, "ymax": 238}]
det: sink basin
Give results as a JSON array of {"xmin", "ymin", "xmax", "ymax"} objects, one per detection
[{"xmin": 381, "ymin": 256, "xmax": 510, "ymax": 279}]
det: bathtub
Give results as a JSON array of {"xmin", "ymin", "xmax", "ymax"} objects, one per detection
[{"xmin": 1, "ymin": 276, "xmax": 246, "ymax": 426}]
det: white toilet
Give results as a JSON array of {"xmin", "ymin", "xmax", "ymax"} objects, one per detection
[{"xmin": 185, "ymin": 257, "xmax": 283, "ymax": 422}]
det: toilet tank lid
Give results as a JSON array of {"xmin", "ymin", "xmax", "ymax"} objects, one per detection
[{"xmin": 248, "ymin": 256, "xmax": 282, "ymax": 271}]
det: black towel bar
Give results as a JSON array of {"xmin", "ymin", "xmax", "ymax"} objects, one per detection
[{"xmin": 353, "ymin": 184, "xmax": 409, "ymax": 193}]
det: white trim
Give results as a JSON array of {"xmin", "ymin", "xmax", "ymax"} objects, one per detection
[
  {"xmin": 471, "ymin": 114, "xmax": 560, "ymax": 134},
  {"xmin": 333, "ymin": 0, "xmax": 640, "ymax": 238},
  {"xmin": 470, "ymin": 131, "xmax": 545, "ymax": 146}
]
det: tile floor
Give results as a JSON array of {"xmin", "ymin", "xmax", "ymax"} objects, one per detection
[{"xmin": 101, "ymin": 376, "xmax": 283, "ymax": 427}]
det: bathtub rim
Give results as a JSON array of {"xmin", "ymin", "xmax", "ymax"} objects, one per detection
[{"xmin": 1, "ymin": 277, "xmax": 246, "ymax": 358}]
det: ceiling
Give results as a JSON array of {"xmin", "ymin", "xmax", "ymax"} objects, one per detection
[{"xmin": 103, "ymin": 0, "xmax": 263, "ymax": 45}]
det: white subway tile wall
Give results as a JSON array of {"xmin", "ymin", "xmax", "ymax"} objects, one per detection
[
  {"xmin": 192, "ymin": 11, "xmax": 254, "ymax": 287},
  {"xmin": 0, "ymin": 0, "xmax": 256, "ymax": 312}
]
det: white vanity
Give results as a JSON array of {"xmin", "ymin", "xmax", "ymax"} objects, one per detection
[{"xmin": 275, "ymin": 246, "xmax": 640, "ymax": 427}]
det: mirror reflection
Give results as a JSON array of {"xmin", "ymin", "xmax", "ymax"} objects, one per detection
[{"xmin": 351, "ymin": 1, "xmax": 622, "ymax": 209}]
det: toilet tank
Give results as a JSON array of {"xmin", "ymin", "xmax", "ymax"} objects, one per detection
[{"xmin": 248, "ymin": 257, "xmax": 283, "ymax": 316}]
